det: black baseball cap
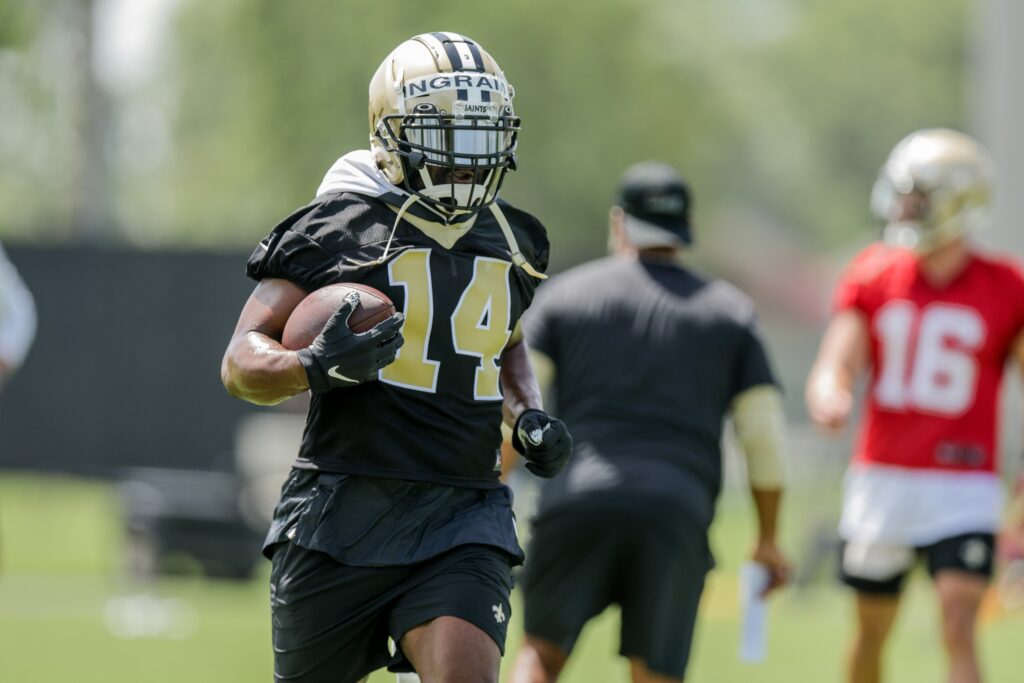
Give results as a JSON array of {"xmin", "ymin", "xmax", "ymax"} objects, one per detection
[{"xmin": 614, "ymin": 161, "xmax": 693, "ymax": 244}]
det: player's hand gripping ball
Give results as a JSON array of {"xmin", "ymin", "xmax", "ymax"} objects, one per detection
[
  {"xmin": 512, "ymin": 409, "xmax": 573, "ymax": 478},
  {"xmin": 289, "ymin": 285, "xmax": 405, "ymax": 393},
  {"xmin": 283, "ymin": 283, "xmax": 398, "ymax": 346}
]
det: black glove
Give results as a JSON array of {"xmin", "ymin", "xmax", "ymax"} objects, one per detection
[
  {"xmin": 297, "ymin": 293, "xmax": 405, "ymax": 394},
  {"xmin": 512, "ymin": 409, "xmax": 573, "ymax": 478}
]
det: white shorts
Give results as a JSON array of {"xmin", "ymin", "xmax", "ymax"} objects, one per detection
[{"xmin": 838, "ymin": 463, "xmax": 1003, "ymax": 546}]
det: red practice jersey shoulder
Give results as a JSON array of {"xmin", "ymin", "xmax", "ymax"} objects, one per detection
[{"xmin": 833, "ymin": 243, "xmax": 914, "ymax": 316}]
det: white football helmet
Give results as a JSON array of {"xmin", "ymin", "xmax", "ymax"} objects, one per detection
[
  {"xmin": 871, "ymin": 128, "xmax": 994, "ymax": 252},
  {"xmin": 368, "ymin": 33, "xmax": 519, "ymax": 219}
]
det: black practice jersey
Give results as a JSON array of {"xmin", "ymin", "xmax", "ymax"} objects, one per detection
[
  {"xmin": 524, "ymin": 255, "xmax": 777, "ymax": 526},
  {"xmin": 247, "ymin": 188, "xmax": 548, "ymax": 488}
]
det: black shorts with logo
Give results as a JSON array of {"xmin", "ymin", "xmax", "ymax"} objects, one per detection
[
  {"xmin": 838, "ymin": 531, "xmax": 996, "ymax": 595},
  {"xmin": 269, "ymin": 541, "xmax": 513, "ymax": 682},
  {"xmin": 520, "ymin": 495, "xmax": 713, "ymax": 680},
  {"xmin": 264, "ymin": 469, "xmax": 522, "ymax": 683}
]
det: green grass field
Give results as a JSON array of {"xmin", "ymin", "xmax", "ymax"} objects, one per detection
[{"xmin": 1, "ymin": 473, "xmax": 1021, "ymax": 682}]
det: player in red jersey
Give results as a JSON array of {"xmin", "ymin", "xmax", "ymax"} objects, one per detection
[{"xmin": 806, "ymin": 128, "xmax": 1024, "ymax": 683}]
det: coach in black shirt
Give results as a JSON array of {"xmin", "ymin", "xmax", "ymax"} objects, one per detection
[{"xmin": 510, "ymin": 162, "xmax": 792, "ymax": 683}]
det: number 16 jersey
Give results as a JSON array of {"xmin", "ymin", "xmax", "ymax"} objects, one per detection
[
  {"xmin": 835, "ymin": 243, "xmax": 1024, "ymax": 475},
  {"xmin": 834, "ymin": 243, "xmax": 1024, "ymax": 543}
]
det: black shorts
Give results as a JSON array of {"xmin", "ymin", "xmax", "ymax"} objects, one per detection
[
  {"xmin": 520, "ymin": 497, "xmax": 712, "ymax": 679},
  {"xmin": 838, "ymin": 531, "xmax": 996, "ymax": 595},
  {"xmin": 269, "ymin": 541, "xmax": 514, "ymax": 683}
]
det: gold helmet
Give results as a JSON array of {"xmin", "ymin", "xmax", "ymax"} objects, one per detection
[
  {"xmin": 871, "ymin": 128, "xmax": 994, "ymax": 252},
  {"xmin": 368, "ymin": 33, "xmax": 520, "ymax": 219}
]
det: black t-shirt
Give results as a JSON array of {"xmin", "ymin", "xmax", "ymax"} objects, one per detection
[
  {"xmin": 246, "ymin": 190, "xmax": 548, "ymax": 488},
  {"xmin": 523, "ymin": 255, "xmax": 777, "ymax": 527}
]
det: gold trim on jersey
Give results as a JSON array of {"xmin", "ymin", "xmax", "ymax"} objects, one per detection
[{"xmin": 387, "ymin": 204, "xmax": 477, "ymax": 249}]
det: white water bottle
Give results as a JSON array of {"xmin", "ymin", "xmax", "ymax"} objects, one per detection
[{"xmin": 738, "ymin": 561, "xmax": 770, "ymax": 663}]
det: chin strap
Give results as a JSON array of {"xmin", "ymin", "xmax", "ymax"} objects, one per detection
[{"xmin": 488, "ymin": 202, "xmax": 547, "ymax": 280}]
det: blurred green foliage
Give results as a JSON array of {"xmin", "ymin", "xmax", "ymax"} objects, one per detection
[
  {"xmin": 0, "ymin": 1, "xmax": 41, "ymax": 48},
  {"xmin": 0, "ymin": 0, "xmax": 970, "ymax": 265}
]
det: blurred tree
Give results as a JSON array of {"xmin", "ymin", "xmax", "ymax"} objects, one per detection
[
  {"xmin": 0, "ymin": 0, "xmax": 971, "ymax": 263},
  {"xmin": 0, "ymin": 0, "xmax": 114, "ymax": 241},
  {"xmin": 0, "ymin": 0, "xmax": 74, "ymax": 240},
  {"xmin": 66, "ymin": 0, "xmax": 112, "ymax": 240},
  {"xmin": 0, "ymin": 1, "xmax": 41, "ymax": 48}
]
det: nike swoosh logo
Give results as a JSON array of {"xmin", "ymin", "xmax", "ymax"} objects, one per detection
[{"xmin": 327, "ymin": 366, "xmax": 360, "ymax": 384}]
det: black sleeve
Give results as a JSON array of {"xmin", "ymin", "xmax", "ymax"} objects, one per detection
[
  {"xmin": 532, "ymin": 232, "xmax": 551, "ymax": 276},
  {"xmin": 245, "ymin": 194, "xmax": 387, "ymax": 291},
  {"xmin": 730, "ymin": 318, "xmax": 779, "ymax": 400},
  {"xmin": 246, "ymin": 222, "xmax": 337, "ymax": 292}
]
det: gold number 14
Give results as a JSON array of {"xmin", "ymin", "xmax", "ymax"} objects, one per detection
[{"xmin": 380, "ymin": 249, "xmax": 512, "ymax": 400}]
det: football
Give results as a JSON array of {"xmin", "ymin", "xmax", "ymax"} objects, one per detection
[{"xmin": 281, "ymin": 283, "xmax": 396, "ymax": 350}]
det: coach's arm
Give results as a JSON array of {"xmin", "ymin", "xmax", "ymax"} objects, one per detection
[{"xmin": 732, "ymin": 384, "xmax": 792, "ymax": 595}]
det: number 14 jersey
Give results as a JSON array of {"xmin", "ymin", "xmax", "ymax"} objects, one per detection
[
  {"xmin": 834, "ymin": 242, "xmax": 1024, "ymax": 475},
  {"xmin": 246, "ymin": 160, "xmax": 548, "ymax": 488}
]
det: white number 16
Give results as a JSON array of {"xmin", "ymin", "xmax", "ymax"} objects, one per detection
[{"xmin": 874, "ymin": 301, "xmax": 985, "ymax": 415}]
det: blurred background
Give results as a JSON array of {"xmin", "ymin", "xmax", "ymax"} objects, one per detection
[{"xmin": 1, "ymin": 0, "xmax": 1022, "ymax": 681}]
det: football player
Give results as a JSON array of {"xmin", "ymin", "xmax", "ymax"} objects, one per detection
[
  {"xmin": 509, "ymin": 162, "xmax": 791, "ymax": 683},
  {"xmin": 806, "ymin": 128, "xmax": 1024, "ymax": 683},
  {"xmin": 221, "ymin": 33, "xmax": 571, "ymax": 683}
]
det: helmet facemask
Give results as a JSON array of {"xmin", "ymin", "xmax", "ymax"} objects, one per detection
[{"xmin": 373, "ymin": 74, "xmax": 520, "ymax": 220}]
